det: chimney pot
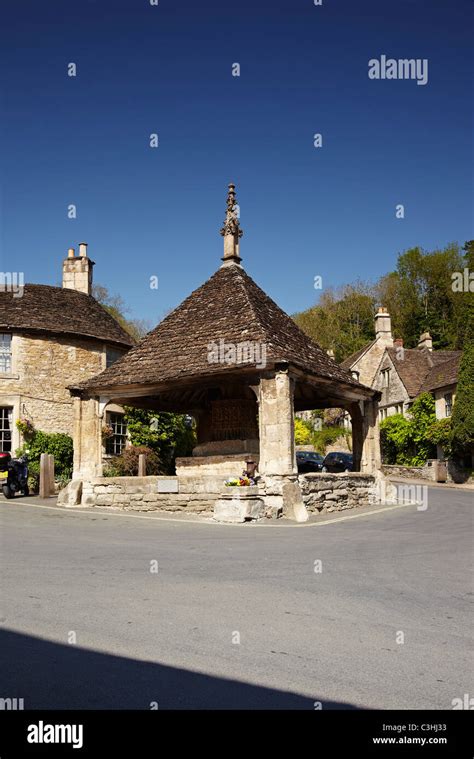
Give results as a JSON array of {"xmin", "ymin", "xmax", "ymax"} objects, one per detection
[
  {"xmin": 67, "ymin": 247, "xmax": 75, "ymax": 258},
  {"xmin": 418, "ymin": 332, "xmax": 433, "ymax": 352},
  {"xmin": 79, "ymin": 242, "xmax": 88, "ymax": 258}
]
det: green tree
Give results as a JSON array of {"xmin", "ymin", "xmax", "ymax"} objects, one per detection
[
  {"xmin": 379, "ymin": 393, "xmax": 436, "ymax": 466},
  {"xmin": 377, "ymin": 244, "xmax": 465, "ymax": 349},
  {"xmin": 123, "ymin": 407, "xmax": 196, "ymax": 473},
  {"xmin": 92, "ymin": 284, "xmax": 151, "ymax": 341},
  {"xmin": 293, "ymin": 281, "xmax": 376, "ymax": 362},
  {"xmin": 294, "ymin": 417, "xmax": 312, "ymax": 445},
  {"xmin": 451, "ymin": 343, "xmax": 474, "ymax": 461}
]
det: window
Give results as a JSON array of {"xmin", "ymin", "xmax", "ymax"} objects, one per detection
[
  {"xmin": 105, "ymin": 412, "xmax": 127, "ymax": 455},
  {"xmin": 381, "ymin": 368, "xmax": 390, "ymax": 388},
  {"xmin": 444, "ymin": 393, "xmax": 453, "ymax": 418},
  {"xmin": 106, "ymin": 347, "xmax": 124, "ymax": 369},
  {"xmin": 0, "ymin": 407, "xmax": 13, "ymax": 452},
  {"xmin": 351, "ymin": 370, "xmax": 360, "ymax": 381},
  {"xmin": 0, "ymin": 334, "xmax": 12, "ymax": 373}
]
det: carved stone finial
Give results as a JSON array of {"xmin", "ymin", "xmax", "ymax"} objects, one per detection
[{"xmin": 220, "ymin": 183, "xmax": 243, "ymax": 266}]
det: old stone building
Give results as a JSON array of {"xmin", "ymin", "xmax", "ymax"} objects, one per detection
[
  {"xmin": 65, "ymin": 185, "xmax": 389, "ymax": 521},
  {"xmin": 341, "ymin": 309, "xmax": 462, "ymax": 422},
  {"xmin": 0, "ymin": 244, "xmax": 134, "ymax": 453}
]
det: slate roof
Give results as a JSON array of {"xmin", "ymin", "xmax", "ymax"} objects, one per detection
[
  {"xmin": 420, "ymin": 354, "xmax": 461, "ymax": 393},
  {"xmin": 386, "ymin": 348, "xmax": 462, "ymax": 398},
  {"xmin": 80, "ymin": 264, "xmax": 367, "ymax": 392},
  {"xmin": 0, "ymin": 285, "xmax": 135, "ymax": 348}
]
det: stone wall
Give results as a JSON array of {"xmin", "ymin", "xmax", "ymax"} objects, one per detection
[
  {"xmin": 383, "ymin": 460, "xmax": 472, "ymax": 484},
  {"xmin": 64, "ymin": 476, "xmax": 218, "ymax": 512},
  {"xmin": 382, "ymin": 464, "xmax": 426, "ymax": 480},
  {"xmin": 298, "ymin": 472, "xmax": 377, "ymax": 513},
  {"xmin": 0, "ymin": 332, "xmax": 109, "ymax": 445}
]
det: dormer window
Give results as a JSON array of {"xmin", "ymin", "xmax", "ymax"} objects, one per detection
[
  {"xmin": 351, "ymin": 370, "xmax": 360, "ymax": 381},
  {"xmin": 0, "ymin": 334, "xmax": 12, "ymax": 373}
]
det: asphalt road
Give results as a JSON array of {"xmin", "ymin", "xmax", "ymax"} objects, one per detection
[{"xmin": 0, "ymin": 487, "xmax": 472, "ymax": 709}]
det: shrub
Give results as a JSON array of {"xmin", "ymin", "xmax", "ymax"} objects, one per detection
[
  {"xmin": 451, "ymin": 343, "xmax": 474, "ymax": 458},
  {"xmin": 426, "ymin": 418, "xmax": 453, "ymax": 458},
  {"xmin": 16, "ymin": 430, "xmax": 74, "ymax": 491},
  {"xmin": 294, "ymin": 418, "xmax": 312, "ymax": 445},
  {"xmin": 123, "ymin": 408, "xmax": 195, "ymax": 474},
  {"xmin": 312, "ymin": 426, "xmax": 351, "ymax": 455},
  {"xmin": 103, "ymin": 445, "xmax": 162, "ymax": 477},
  {"xmin": 380, "ymin": 394, "xmax": 436, "ymax": 466}
]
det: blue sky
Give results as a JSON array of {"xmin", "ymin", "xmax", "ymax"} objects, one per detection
[{"xmin": 1, "ymin": 0, "xmax": 472, "ymax": 325}]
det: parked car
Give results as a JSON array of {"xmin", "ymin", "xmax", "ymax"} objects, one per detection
[
  {"xmin": 322, "ymin": 452, "xmax": 353, "ymax": 473},
  {"xmin": 296, "ymin": 451, "xmax": 324, "ymax": 473}
]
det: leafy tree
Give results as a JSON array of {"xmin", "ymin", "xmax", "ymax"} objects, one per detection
[
  {"xmin": 293, "ymin": 282, "xmax": 376, "ymax": 362},
  {"xmin": 451, "ymin": 343, "xmax": 474, "ymax": 461},
  {"xmin": 426, "ymin": 418, "xmax": 453, "ymax": 458},
  {"xmin": 294, "ymin": 417, "xmax": 312, "ymax": 445},
  {"xmin": 92, "ymin": 284, "xmax": 151, "ymax": 341},
  {"xmin": 379, "ymin": 393, "xmax": 436, "ymax": 466},
  {"xmin": 376, "ymin": 244, "xmax": 465, "ymax": 349},
  {"xmin": 380, "ymin": 414, "xmax": 413, "ymax": 465},
  {"xmin": 123, "ymin": 407, "xmax": 196, "ymax": 474}
]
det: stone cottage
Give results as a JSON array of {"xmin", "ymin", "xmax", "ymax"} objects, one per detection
[
  {"xmin": 66, "ymin": 185, "xmax": 388, "ymax": 520},
  {"xmin": 0, "ymin": 244, "xmax": 134, "ymax": 453},
  {"xmin": 341, "ymin": 309, "xmax": 462, "ymax": 422}
]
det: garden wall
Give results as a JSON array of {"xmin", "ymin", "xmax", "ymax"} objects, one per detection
[{"xmin": 298, "ymin": 472, "xmax": 379, "ymax": 513}]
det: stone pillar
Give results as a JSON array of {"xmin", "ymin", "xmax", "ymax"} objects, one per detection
[
  {"xmin": 349, "ymin": 402, "xmax": 363, "ymax": 472},
  {"xmin": 258, "ymin": 371, "xmax": 296, "ymax": 475},
  {"xmin": 360, "ymin": 398, "xmax": 381, "ymax": 474},
  {"xmin": 257, "ymin": 370, "xmax": 308, "ymax": 522},
  {"xmin": 72, "ymin": 395, "xmax": 103, "ymax": 479}
]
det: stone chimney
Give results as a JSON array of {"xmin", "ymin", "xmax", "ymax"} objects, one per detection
[
  {"xmin": 62, "ymin": 243, "xmax": 94, "ymax": 295},
  {"xmin": 374, "ymin": 307, "xmax": 393, "ymax": 346},
  {"xmin": 418, "ymin": 331, "xmax": 433, "ymax": 351}
]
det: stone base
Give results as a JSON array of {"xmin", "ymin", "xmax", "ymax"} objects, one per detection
[{"xmin": 214, "ymin": 486, "xmax": 264, "ymax": 523}]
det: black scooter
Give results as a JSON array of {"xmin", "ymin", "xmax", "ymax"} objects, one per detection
[{"xmin": 0, "ymin": 453, "xmax": 29, "ymax": 499}]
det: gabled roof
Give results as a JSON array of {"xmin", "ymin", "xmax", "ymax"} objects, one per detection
[
  {"xmin": 420, "ymin": 354, "xmax": 461, "ymax": 393},
  {"xmin": 340, "ymin": 341, "xmax": 376, "ymax": 370},
  {"xmin": 386, "ymin": 347, "xmax": 461, "ymax": 398},
  {"xmin": 79, "ymin": 263, "xmax": 365, "ymax": 392},
  {"xmin": 0, "ymin": 285, "xmax": 135, "ymax": 348}
]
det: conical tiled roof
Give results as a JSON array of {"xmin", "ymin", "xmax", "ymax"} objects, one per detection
[{"xmin": 80, "ymin": 263, "xmax": 362, "ymax": 391}]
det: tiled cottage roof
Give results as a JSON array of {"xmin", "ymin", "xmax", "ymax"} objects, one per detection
[
  {"xmin": 387, "ymin": 347, "xmax": 461, "ymax": 398},
  {"xmin": 80, "ymin": 264, "xmax": 366, "ymax": 391},
  {"xmin": 420, "ymin": 354, "xmax": 461, "ymax": 393},
  {"xmin": 0, "ymin": 284, "xmax": 135, "ymax": 348}
]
